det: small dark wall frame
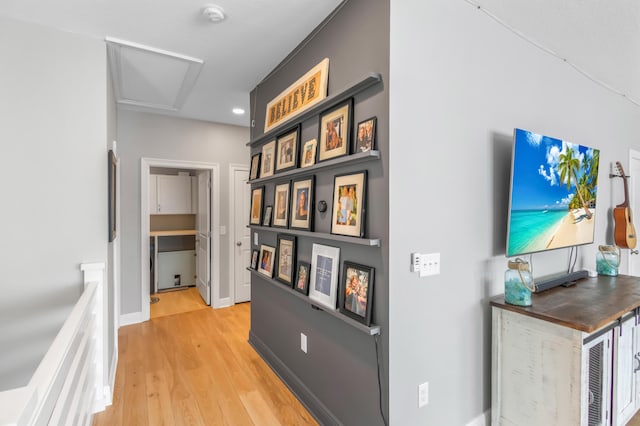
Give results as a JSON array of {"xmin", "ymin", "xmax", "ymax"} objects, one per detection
[
  {"xmin": 294, "ymin": 261, "xmax": 311, "ymax": 294},
  {"xmin": 108, "ymin": 150, "xmax": 117, "ymax": 242},
  {"xmin": 262, "ymin": 205, "xmax": 273, "ymax": 227},
  {"xmin": 289, "ymin": 176, "xmax": 315, "ymax": 231},
  {"xmin": 250, "ymin": 249, "xmax": 259, "ymax": 270},
  {"xmin": 276, "ymin": 234, "xmax": 297, "ymax": 286},
  {"xmin": 338, "ymin": 261, "xmax": 375, "ymax": 326},
  {"xmin": 354, "ymin": 116, "xmax": 377, "ymax": 153},
  {"xmin": 275, "ymin": 124, "xmax": 300, "ymax": 173},
  {"xmin": 249, "ymin": 152, "xmax": 261, "ymax": 180}
]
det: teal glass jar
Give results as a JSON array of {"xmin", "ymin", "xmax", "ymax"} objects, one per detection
[
  {"xmin": 504, "ymin": 259, "xmax": 534, "ymax": 306},
  {"xmin": 596, "ymin": 245, "xmax": 619, "ymax": 276}
]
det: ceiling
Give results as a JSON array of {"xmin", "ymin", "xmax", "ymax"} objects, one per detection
[{"xmin": 0, "ymin": 0, "xmax": 344, "ymax": 127}]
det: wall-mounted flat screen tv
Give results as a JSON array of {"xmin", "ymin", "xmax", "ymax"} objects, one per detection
[{"xmin": 506, "ymin": 128, "xmax": 600, "ymax": 257}]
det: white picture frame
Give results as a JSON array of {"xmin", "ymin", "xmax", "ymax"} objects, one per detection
[{"xmin": 309, "ymin": 243, "xmax": 340, "ymax": 310}]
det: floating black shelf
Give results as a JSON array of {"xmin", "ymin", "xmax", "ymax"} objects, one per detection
[
  {"xmin": 247, "ymin": 73, "xmax": 382, "ymax": 148},
  {"xmin": 248, "ymin": 225, "xmax": 380, "ymax": 247},
  {"xmin": 248, "ymin": 268, "xmax": 381, "ymax": 335}
]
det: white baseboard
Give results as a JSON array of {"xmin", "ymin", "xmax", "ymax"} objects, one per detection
[
  {"xmin": 105, "ymin": 348, "xmax": 118, "ymax": 406},
  {"xmin": 466, "ymin": 410, "xmax": 490, "ymax": 426},
  {"xmin": 214, "ymin": 297, "xmax": 232, "ymax": 309},
  {"xmin": 119, "ymin": 311, "xmax": 144, "ymax": 327}
]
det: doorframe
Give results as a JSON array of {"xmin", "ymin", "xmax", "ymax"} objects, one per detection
[
  {"xmin": 140, "ymin": 157, "xmax": 221, "ymax": 322},
  {"xmin": 228, "ymin": 163, "xmax": 250, "ymax": 304},
  {"xmin": 628, "ymin": 149, "xmax": 640, "ymax": 275}
]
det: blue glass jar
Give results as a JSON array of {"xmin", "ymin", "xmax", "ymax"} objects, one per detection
[
  {"xmin": 596, "ymin": 245, "xmax": 619, "ymax": 276},
  {"xmin": 505, "ymin": 259, "xmax": 534, "ymax": 306}
]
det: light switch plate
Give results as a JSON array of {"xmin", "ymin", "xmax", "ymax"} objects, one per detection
[{"xmin": 254, "ymin": 232, "xmax": 258, "ymax": 246}]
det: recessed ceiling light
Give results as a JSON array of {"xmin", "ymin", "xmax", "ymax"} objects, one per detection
[
  {"xmin": 232, "ymin": 108, "xmax": 245, "ymax": 115},
  {"xmin": 202, "ymin": 4, "xmax": 226, "ymax": 23}
]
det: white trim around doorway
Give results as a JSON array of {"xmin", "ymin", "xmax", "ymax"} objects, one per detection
[{"xmin": 140, "ymin": 158, "xmax": 222, "ymax": 322}]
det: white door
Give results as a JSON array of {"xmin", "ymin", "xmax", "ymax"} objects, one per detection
[
  {"xmin": 234, "ymin": 168, "xmax": 251, "ymax": 303},
  {"xmin": 628, "ymin": 150, "xmax": 640, "ymax": 275},
  {"xmin": 196, "ymin": 170, "xmax": 211, "ymax": 304}
]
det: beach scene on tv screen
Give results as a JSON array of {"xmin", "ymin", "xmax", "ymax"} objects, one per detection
[{"xmin": 507, "ymin": 128, "xmax": 600, "ymax": 257}]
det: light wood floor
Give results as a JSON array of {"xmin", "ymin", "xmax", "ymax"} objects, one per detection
[
  {"xmin": 93, "ymin": 302, "xmax": 317, "ymax": 426},
  {"xmin": 150, "ymin": 287, "xmax": 208, "ymax": 319}
]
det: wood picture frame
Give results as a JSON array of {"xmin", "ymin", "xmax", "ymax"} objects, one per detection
[
  {"xmin": 250, "ymin": 249, "xmax": 259, "ymax": 270},
  {"xmin": 273, "ymin": 181, "xmax": 291, "ymax": 228},
  {"xmin": 257, "ymin": 244, "xmax": 276, "ymax": 278},
  {"xmin": 262, "ymin": 205, "xmax": 273, "ymax": 227},
  {"xmin": 354, "ymin": 117, "xmax": 376, "ymax": 153},
  {"xmin": 294, "ymin": 261, "xmax": 311, "ymax": 295},
  {"xmin": 260, "ymin": 140, "xmax": 276, "ymax": 178},
  {"xmin": 318, "ymin": 98, "xmax": 353, "ymax": 162},
  {"xmin": 331, "ymin": 171, "xmax": 367, "ymax": 237},
  {"xmin": 338, "ymin": 261, "xmax": 375, "ymax": 326},
  {"xmin": 108, "ymin": 149, "xmax": 117, "ymax": 242},
  {"xmin": 309, "ymin": 243, "xmax": 340, "ymax": 310},
  {"xmin": 290, "ymin": 176, "xmax": 314, "ymax": 231},
  {"xmin": 250, "ymin": 186, "xmax": 264, "ymax": 225},
  {"xmin": 249, "ymin": 152, "xmax": 261, "ymax": 180},
  {"xmin": 275, "ymin": 125, "xmax": 299, "ymax": 172},
  {"xmin": 301, "ymin": 139, "xmax": 317, "ymax": 168},
  {"xmin": 276, "ymin": 234, "xmax": 296, "ymax": 286}
]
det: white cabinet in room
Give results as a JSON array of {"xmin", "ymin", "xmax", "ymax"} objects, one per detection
[
  {"xmin": 149, "ymin": 175, "xmax": 193, "ymax": 215},
  {"xmin": 613, "ymin": 313, "xmax": 640, "ymax": 425}
]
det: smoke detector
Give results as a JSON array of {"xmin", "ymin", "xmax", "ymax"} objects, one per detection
[{"xmin": 202, "ymin": 4, "xmax": 226, "ymax": 22}]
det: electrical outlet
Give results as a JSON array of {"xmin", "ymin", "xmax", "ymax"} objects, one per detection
[
  {"xmin": 301, "ymin": 333, "xmax": 307, "ymax": 353},
  {"xmin": 418, "ymin": 382, "xmax": 429, "ymax": 407}
]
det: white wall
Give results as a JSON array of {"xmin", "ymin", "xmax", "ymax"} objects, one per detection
[
  {"xmin": 389, "ymin": 1, "xmax": 640, "ymax": 424},
  {"xmin": 117, "ymin": 110, "xmax": 249, "ymax": 316},
  {"xmin": 0, "ymin": 17, "xmax": 107, "ymax": 390}
]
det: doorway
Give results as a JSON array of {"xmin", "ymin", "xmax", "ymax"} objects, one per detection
[
  {"xmin": 141, "ymin": 158, "xmax": 221, "ymax": 322},
  {"xmin": 627, "ymin": 149, "xmax": 640, "ymax": 275}
]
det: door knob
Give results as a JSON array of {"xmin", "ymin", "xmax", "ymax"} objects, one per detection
[{"xmin": 236, "ymin": 241, "xmax": 242, "ymax": 246}]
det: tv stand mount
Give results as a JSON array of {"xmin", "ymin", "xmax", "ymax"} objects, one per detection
[{"xmin": 533, "ymin": 270, "xmax": 589, "ymax": 293}]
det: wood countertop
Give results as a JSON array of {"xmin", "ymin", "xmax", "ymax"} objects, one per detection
[
  {"xmin": 490, "ymin": 274, "xmax": 640, "ymax": 333},
  {"xmin": 150, "ymin": 229, "xmax": 196, "ymax": 237}
]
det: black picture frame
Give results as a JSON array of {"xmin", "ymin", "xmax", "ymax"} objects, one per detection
[
  {"xmin": 290, "ymin": 176, "xmax": 315, "ymax": 231},
  {"xmin": 331, "ymin": 170, "xmax": 367, "ymax": 238},
  {"xmin": 338, "ymin": 261, "xmax": 375, "ymax": 326},
  {"xmin": 276, "ymin": 234, "xmax": 296, "ymax": 286},
  {"xmin": 318, "ymin": 98, "xmax": 353, "ymax": 162},
  {"xmin": 250, "ymin": 186, "xmax": 264, "ymax": 225},
  {"xmin": 250, "ymin": 249, "xmax": 259, "ymax": 270},
  {"xmin": 272, "ymin": 181, "xmax": 291, "ymax": 228},
  {"xmin": 250, "ymin": 152, "xmax": 261, "ymax": 180},
  {"xmin": 108, "ymin": 150, "xmax": 117, "ymax": 242},
  {"xmin": 275, "ymin": 124, "xmax": 300, "ymax": 173},
  {"xmin": 262, "ymin": 205, "xmax": 273, "ymax": 227},
  {"xmin": 294, "ymin": 261, "xmax": 311, "ymax": 294},
  {"xmin": 354, "ymin": 116, "xmax": 377, "ymax": 153}
]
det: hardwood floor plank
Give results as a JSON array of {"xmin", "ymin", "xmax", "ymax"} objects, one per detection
[{"xmin": 93, "ymin": 303, "xmax": 317, "ymax": 426}]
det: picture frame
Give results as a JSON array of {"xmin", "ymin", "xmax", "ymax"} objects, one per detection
[
  {"xmin": 338, "ymin": 261, "xmax": 375, "ymax": 326},
  {"xmin": 290, "ymin": 176, "xmax": 314, "ymax": 231},
  {"xmin": 260, "ymin": 140, "xmax": 276, "ymax": 178},
  {"xmin": 108, "ymin": 150, "xmax": 117, "ymax": 242},
  {"xmin": 272, "ymin": 181, "xmax": 291, "ymax": 228},
  {"xmin": 257, "ymin": 244, "xmax": 276, "ymax": 278},
  {"xmin": 250, "ymin": 249, "xmax": 259, "ymax": 270},
  {"xmin": 300, "ymin": 139, "xmax": 317, "ymax": 168},
  {"xmin": 318, "ymin": 98, "xmax": 353, "ymax": 162},
  {"xmin": 262, "ymin": 205, "xmax": 273, "ymax": 227},
  {"xmin": 331, "ymin": 171, "xmax": 367, "ymax": 237},
  {"xmin": 276, "ymin": 234, "xmax": 296, "ymax": 286},
  {"xmin": 309, "ymin": 243, "xmax": 340, "ymax": 310},
  {"xmin": 250, "ymin": 186, "xmax": 264, "ymax": 225},
  {"xmin": 294, "ymin": 261, "xmax": 311, "ymax": 295},
  {"xmin": 275, "ymin": 125, "xmax": 299, "ymax": 172},
  {"xmin": 354, "ymin": 117, "xmax": 377, "ymax": 153},
  {"xmin": 249, "ymin": 152, "xmax": 261, "ymax": 180}
]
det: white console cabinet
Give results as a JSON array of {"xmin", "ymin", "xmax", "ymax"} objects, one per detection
[{"xmin": 491, "ymin": 275, "xmax": 640, "ymax": 426}]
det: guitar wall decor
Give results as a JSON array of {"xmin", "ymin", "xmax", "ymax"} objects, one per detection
[{"xmin": 613, "ymin": 161, "xmax": 637, "ymax": 249}]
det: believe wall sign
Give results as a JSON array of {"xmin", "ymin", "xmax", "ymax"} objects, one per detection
[{"xmin": 264, "ymin": 58, "xmax": 329, "ymax": 132}]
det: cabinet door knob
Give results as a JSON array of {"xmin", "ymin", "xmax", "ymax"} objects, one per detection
[{"xmin": 236, "ymin": 241, "xmax": 242, "ymax": 246}]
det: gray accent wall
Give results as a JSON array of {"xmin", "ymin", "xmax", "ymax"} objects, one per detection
[
  {"xmin": 248, "ymin": 0, "xmax": 389, "ymax": 424},
  {"xmin": 0, "ymin": 17, "xmax": 107, "ymax": 390},
  {"xmin": 389, "ymin": 2, "xmax": 640, "ymax": 425},
  {"xmin": 117, "ymin": 111, "xmax": 249, "ymax": 315}
]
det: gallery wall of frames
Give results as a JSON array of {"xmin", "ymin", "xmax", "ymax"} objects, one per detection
[{"xmin": 247, "ymin": 74, "xmax": 382, "ymax": 330}]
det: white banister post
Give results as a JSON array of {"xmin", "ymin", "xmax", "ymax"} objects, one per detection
[{"xmin": 80, "ymin": 262, "xmax": 106, "ymax": 413}]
